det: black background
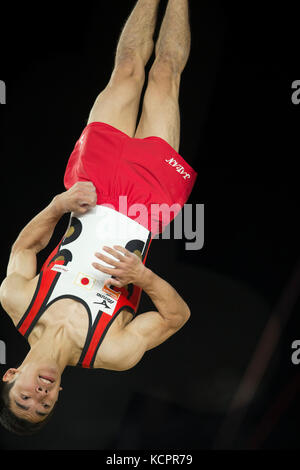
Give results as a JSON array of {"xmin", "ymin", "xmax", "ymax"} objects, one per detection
[{"xmin": 0, "ymin": 0, "xmax": 300, "ymax": 452}]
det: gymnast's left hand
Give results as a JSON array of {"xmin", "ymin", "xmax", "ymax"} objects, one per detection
[{"xmin": 92, "ymin": 245, "xmax": 147, "ymax": 288}]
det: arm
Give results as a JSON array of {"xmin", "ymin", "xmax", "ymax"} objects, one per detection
[
  {"xmin": 93, "ymin": 246, "xmax": 191, "ymax": 352},
  {"xmin": 7, "ymin": 199, "xmax": 65, "ymax": 278},
  {"xmin": 0, "ymin": 199, "xmax": 64, "ymax": 317},
  {"xmin": 10, "ymin": 182, "xmax": 97, "ymax": 261},
  {"xmin": 127, "ymin": 267, "xmax": 191, "ymax": 352},
  {"xmin": 0, "ymin": 182, "xmax": 97, "ymax": 320},
  {"xmin": 6, "ymin": 182, "xmax": 97, "ymax": 277},
  {"xmin": 135, "ymin": 267, "xmax": 190, "ymax": 326}
]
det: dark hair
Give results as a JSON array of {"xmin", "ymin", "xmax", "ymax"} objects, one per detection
[{"xmin": 0, "ymin": 379, "xmax": 57, "ymax": 436}]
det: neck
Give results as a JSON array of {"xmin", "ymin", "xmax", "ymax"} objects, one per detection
[{"xmin": 22, "ymin": 322, "xmax": 75, "ymax": 372}]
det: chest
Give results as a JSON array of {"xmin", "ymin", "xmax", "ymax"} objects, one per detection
[{"xmin": 28, "ymin": 298, "xmax": 134, "ymax": 369}]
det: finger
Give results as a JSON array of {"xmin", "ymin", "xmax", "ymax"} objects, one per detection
[
  {"xmin": 77, "ymin": 205, "xmax": 89, "ymax": 214},
  {"xmin": 105, "ymin": 277, "xmax": 123, "ymax": 288},
  {"xmin": 78, "ymin": 205, "xmax": 94, "ymax": 215},
  {"xmin": 85, "ymin": 187, "xmax": 97, "ymax": 197},
  {"xmin": 88, "ymin": 198, "xmax": 97, "ymax": 207},
  {"xmin": 95, "ymin": 252, "xmax": 120, "ymax": 267},
  {"xmin": 79, "ymin": 181, "xmax": 95, "ymax": 191},
  {"xmin": 102, "ymin": 246, "xmax": 126, "ymax": 261},
  {"xmin": 78, "ymin": 199, "xmax": 94, "ymax": 208},
  {"xmin": 112, "ymin": 245, "xmax": 131, "ymax": 256},
  {"xmin": 92, "ymin": 262, "xmax": 119, "ymax": 275},
  {"xmin": 85, "ymin": 189, "xmax": 97, "ymax": 200}
]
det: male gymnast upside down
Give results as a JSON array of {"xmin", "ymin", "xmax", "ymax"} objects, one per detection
[{"xmin": 0, "ymin": 0, "xmax": 197, "ymax": 435}]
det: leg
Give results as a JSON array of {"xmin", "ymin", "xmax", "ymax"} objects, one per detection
[
  {"xmin": 134, "ymin": 0, "xmax": 191, "ymax": 152},
  {"xmin": 87, "ymin": 0, "xmax": 161, "ymax": 137}
]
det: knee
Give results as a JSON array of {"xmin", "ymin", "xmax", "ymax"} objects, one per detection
[
  {"xmin": 113, "ymin": 55, "xmax": 145, "ymax": 84},
  {"xmin": 149, "ymin": 56, "xmax": 181, "ymax": 83},
  {"xmin": 148, "ymin": 56, "xmax": 181, "ymax": 95}
]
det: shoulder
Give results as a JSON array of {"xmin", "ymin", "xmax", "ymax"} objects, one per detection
[{"xmin": 0, "ymin": 272, "xmax": 39, "ymax": 326}]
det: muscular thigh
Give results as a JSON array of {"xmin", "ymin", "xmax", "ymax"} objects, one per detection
[
  {"xmin": 134, "ymin": 64, "xmax": 181, "ymax": 153},
  {"xmin": 87, "ymin": 60, "xmax": 145, "ymax": 138}
]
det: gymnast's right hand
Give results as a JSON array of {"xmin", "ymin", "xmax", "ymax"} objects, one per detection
[{"xmin": 54, "ymin": 181, "xmax": 97, "ymax": 215}]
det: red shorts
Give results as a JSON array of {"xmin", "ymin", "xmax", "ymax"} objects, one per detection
[{"xmin": 64, "ymin": 122, "xmax": 197, "ymax": 235}]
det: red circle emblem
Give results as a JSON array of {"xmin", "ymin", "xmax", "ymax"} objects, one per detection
[{"xmin": 81, "ymin": 277, "xmax": 89, "ymax": 285}]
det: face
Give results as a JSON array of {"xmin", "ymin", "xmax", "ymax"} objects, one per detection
[{"xmin": 2, "ymin": 363, "xmax": 62, "ymax": 423}]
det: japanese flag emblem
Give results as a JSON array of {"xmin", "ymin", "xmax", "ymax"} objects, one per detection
[{"xmin": 75, "ymin": 273, "xmax": 95, "ymax": 290}]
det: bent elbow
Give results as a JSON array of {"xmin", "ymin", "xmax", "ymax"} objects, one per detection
[
  {"xmin": 173, "ymin": 306, "xmax": 191, "ymax": 330},
  {"xmin": 183, "ymin": 306, "xmax": 191, "ymax": 324},
  {"xmin": 186, "ymin": 306, "xmax": 191, "ymax": 320},
  {"xmin": 182, "ymin": 302, "xmax": 191, "ymax": 321}
]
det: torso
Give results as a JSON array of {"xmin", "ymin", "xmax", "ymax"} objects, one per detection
[
  {"xmin": 7, "ymin": 273, "xmax": 137, "ymax": 370},
  {"xmin": 6, "ymin": 205, "xmax": 152, "ymax": 370}
]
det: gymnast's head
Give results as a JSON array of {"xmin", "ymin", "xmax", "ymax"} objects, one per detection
[{"xmin": 0, "ymin": 362, "xmax": 62, "ymax": 435}]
